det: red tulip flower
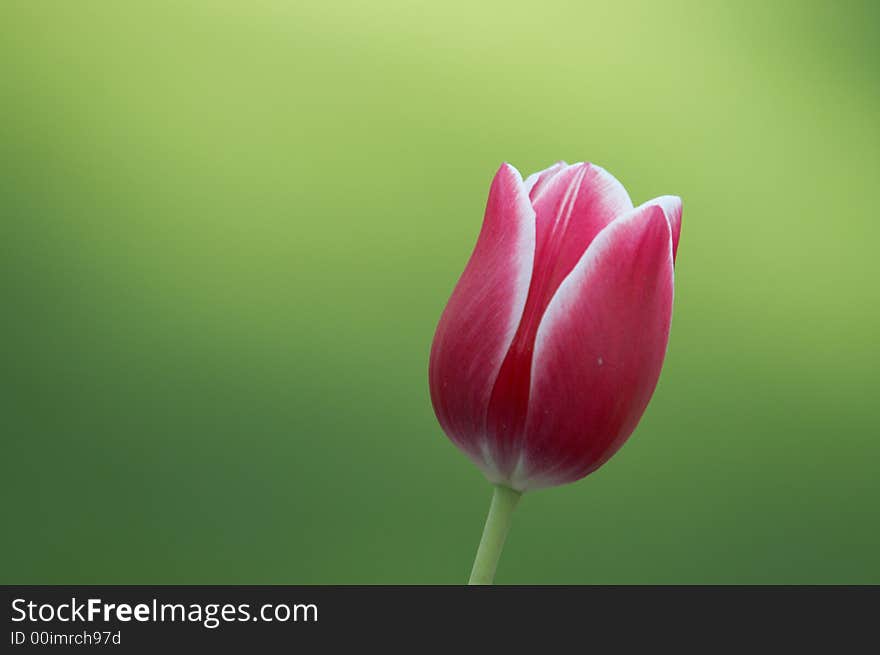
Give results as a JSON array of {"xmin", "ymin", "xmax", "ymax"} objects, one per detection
[{"xmin": 429, "ymin": 161, "xmax": 681, "ymax": 583}]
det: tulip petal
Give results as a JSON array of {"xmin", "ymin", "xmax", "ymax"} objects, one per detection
[
  {"xmin": 523, "ymin": 161, "xmax": 567, "ymax": 200},
  {"xmin": 429, "ymin": 163, "xmax": 535, "ymax": 476},
  {"xmin": 529, "ymin": 163, "xmax": 633, "ymax": 318},
  {"xmin": 514, "ymin": 203, "xmax": 674, "ymax": 490},
  {"xmin": 648, "ymin": 195, "xmax": 682, "ymax": 262}
]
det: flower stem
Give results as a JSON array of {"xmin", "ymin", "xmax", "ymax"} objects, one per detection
[{"xmin": 468, "ymin": 484, "xmax": 522, "ymax": 585}]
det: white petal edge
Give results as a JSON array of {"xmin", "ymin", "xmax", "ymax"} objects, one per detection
[{"xmin": 523, "ymin": 161, "xmax": 567, "ymax": 194}]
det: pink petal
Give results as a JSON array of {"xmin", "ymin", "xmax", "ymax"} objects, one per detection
[
  {"xmin": 429, "ymin": 163, "xmax": 535, "ymax": 476},
  {"xmin": 529, "ymin": 163, "xmax": 634, "ymax": 322},
  {"xmin": 523, "ymin": 161, "xmax": 567, "ymax": 200},
  {"xmin": 514, "ymin": 203, "xmax": 674, "ymax": 490},
  {"xmin": 482, "ymin": 163, "xmax": 633, "ymax": 479},
  {"xmin": 650, "ymin": 195, "xmax": 682, "ymax": 262}
]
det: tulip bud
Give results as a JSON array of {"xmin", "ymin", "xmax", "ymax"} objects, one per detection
[{"xmin": 430, "ymin": 162, "xmax": 681, "ymax": 492}]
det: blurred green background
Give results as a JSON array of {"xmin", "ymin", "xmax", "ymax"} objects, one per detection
[{"xmin": 2, "ymin": 0, "xmax": 878, "ymax": 584}]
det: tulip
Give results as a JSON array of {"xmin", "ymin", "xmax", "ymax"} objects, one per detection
[{"xmin": 429, "ymin": 161, "xmax": 681, "ymax": 583}]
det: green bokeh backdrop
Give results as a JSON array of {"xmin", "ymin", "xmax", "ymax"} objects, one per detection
[{"xmin": 2, "ymin": 1, "xmax": 878, "ymax": 583}]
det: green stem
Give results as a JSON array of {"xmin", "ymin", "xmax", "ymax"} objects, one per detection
[{"xmin": 468, "ymin": 484, "xmax": 522, "ymax": 585}]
